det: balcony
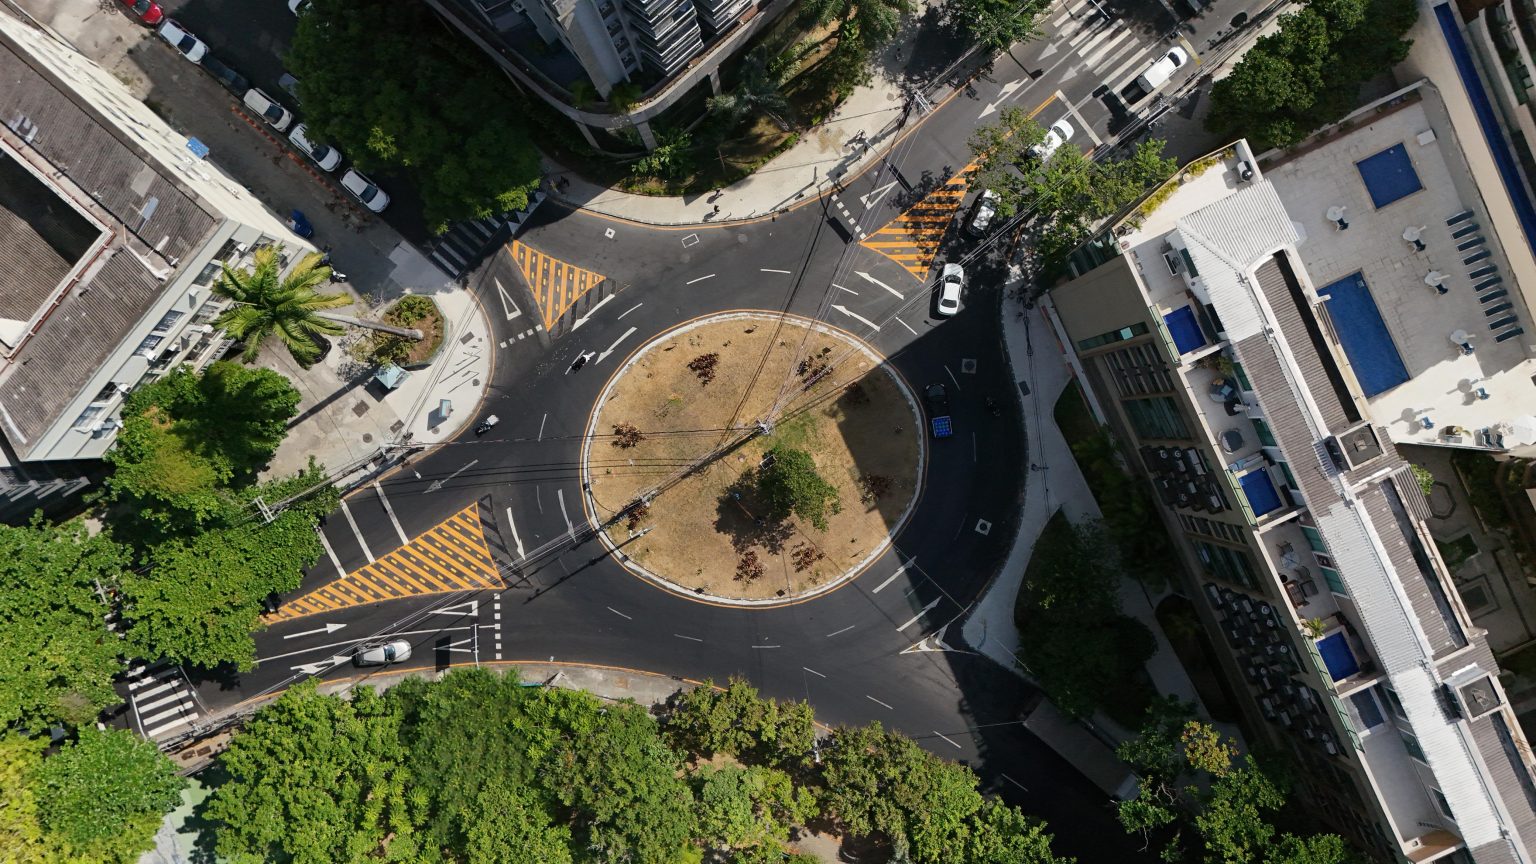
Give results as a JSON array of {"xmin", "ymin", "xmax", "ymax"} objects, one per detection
[{"xmin": 1262, "ymin": 518, "xmax": 1341, "ymax": 621}]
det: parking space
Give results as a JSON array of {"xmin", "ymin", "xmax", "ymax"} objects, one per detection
[{"xmin": 154, "ymin": 0, "xmax": 299, "ymax": 102}]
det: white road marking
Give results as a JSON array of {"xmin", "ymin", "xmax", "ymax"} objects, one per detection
[
  {"xmin": 608, "ymin": 606, "xmax": 632, "ymax": 620},
  {"xmin": 291, "ymin": 655, "xmax": 350, "ymax": 675},
  {"xmin": 428, "ymin": 600, "xmax": 478, "ymax": 616},
  {"xmin": 505, "ymin": 507, "xmax": 526, "ymax": 558},
  {"xmin": 832, "ymin": 304, "xmax": 880, "ymax": 331},
  {"xmin": 557, "ymin": 488, "xmax": 574, "ymax": 537},
  {"xmin": 933, "ymin": 730, "xmax": 963, "ymax": 749},
  {"xmin": 761, "ymin": 268, "xmax": 792, "ymax": 274},
  {"xmin": 571, "ymin": 293, "xmax": 615, "ymax": 330},
  {"xmin": 674, "ymin": 633, "xmax": 703, "ymax": 642},
  {"xmin": 282, "ymin": 622, "xmax": 346, "ymax": 640},
  {"xmin": 441, "ymin": 637, "xmax": 475, "ymax": 653},
  {"xmin": 536, "ymin": 486, "xmax": 544, "ymax": 514},
  {"xmin": 259, "ymin": 625, "xmax": 477, "ymax": 666},
  {"xmin": 866, "ymin": 695, "xmax": 894, "ymax": 710},
  {"xmin": 426, "ymin": 459, "xmax": 479, "ymax": 493},
  {"xmin": 893, "ymin": 316, "xmax": 918, "ymax": 336},
  {"xmin": 860, "ymin": 179, "xmax": 898, "ymax": 210},
  {"xmin": 317, "ymin": 529, "xmax": 346, "ymax": 578},
  {"xmin": 596, "ymin": 326, "xmax": 637, "ymax": 364},
  {"xmin": 494, "ymin": 277, "xmax": 523, "ymax": 321},
  {"xmin": 618, "ymin": 302, "xmax": 643, "ymax": 319},
  {"xmin": 803, "ymin": 666, "xmax": 827, "ymax": 678},
  {"xmin": 537, "ymin": 413, "xmax": 547, "ymax": 442},
  {"xmin": 826, "ymin": 624, "xmax": 856, "ymax": 637},
  {"xmin": 751, "ymin": 644, "xmax": 782, "ymax": 649},
  {"xmin": 897, "ymin": 597, "xmax": 943, "ymax": 632},
  {"xmin": 856, "ymin": 270, "xmax": 903, "ymax": 299},
  {"xmin": 872, "ymin": 564, "xmax": 909, "ymax": 593},
  {"xmin": 1000, "ymin": 773, "xmax": 1029, "ymax": 792},
  {"xmin": 338, "ymin": 499, "xmax": 374, "ymax": 562},
  {"xmin": 686, "ymin": 273, "xmax": 715, "ymax": 285},
  {"xmin": 978, "ymin": 77, "xmax": 1027, "ymax": 119},
  {"xmin": 834, "ymin": 284, "xmax": 858, "ymax": 295},
  {"xmin": 374, "ymin": 481, "xmax": 408, "ymax": 544},
  {"xmin": 945, "ymin": 365, "xmax": 961, "ymax": 391}
]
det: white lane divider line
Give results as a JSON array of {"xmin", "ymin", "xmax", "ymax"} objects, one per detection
[
  {"xmin": 338, "ymin": 499, "xmax": 374, "ymax": 563},
  {"xmin": 618, "ymin": 302, "xmax": 643, "ymax": 319},
  {"xmin": 686, "ymin": 273, "xmax": 715, "ymax": 285},
  {"xmin": 317, "ymin": 529, "xmax": 346, "ymax": 578},
  {"xmin": 866, "ymin": 695, "xmax": 894, "ymax": 710},
  {"xmin": 834, "ymin": 284, "xmax": 858, "ymax": 295},
  {"xmin": 826, "ymin": 624, "xmax": 856, "ymax": 637},
  {"xmin": 557, "ymin": 487, "xmax": 574, "ymax": 538},
  {"xmin": 751, "ymin": 644, "xmax": 782, "ymax": 649},
  {"xmin": 872, "ymin": 564, "xmax": 909, "ymax": 594},
  {"xmin": 374, "ymin": 481, "xmax": 408, "ymax": 545},
  {"xmin": 803, "ymin": 666, "xmax": 826, "ymax": 678},
  {"xmin": 761, "ymin": 268, "xmax": 792, "ymax": 274},
  {"xmin": 607, "ymin": 606, "xmax": 632, "ymax": 620},
  {"xmin": 1000, "ymin": 773, "xmax": 1029, "ymax": 792},
  {"xmin": 674, "ymin": 633, "xmax": 703, "ymax": 642},
  {"xmin": 893, "ymin": 316, "xmax": 918, "ymax": 336},
  {"xmin": 933, "ymin": 730, "xmax": 963, "ymax": 749},
  {"xmin": 897, "ymin": 597, "xmax": 943, "ymax": 632},
  {"xmin": 505, "ymin": 507, "xmax": 526, "ymax": 559}
]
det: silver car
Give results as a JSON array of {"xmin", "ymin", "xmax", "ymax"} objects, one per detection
[
  {"xmin": 289, "ymin": 124, "xmax": 342, "ymax": 172},
  {"xmin": 353, "ymin": 639, "xmax": 411, "ymax": 666},
  {"xmin": 341, "ymin": 169, "xmax": 391, "ymax": 213}
]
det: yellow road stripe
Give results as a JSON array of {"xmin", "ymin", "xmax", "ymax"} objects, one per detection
[
  {"xmin": 509, "ymin": 240, "xmax": 607, "ymax": 329},
  {"xmin": 859, "ymin": 161, "xmax": 982, "ymax": 279}
]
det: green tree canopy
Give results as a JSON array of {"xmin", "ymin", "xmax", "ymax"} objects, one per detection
[
  {"xmin": 696, "ymin": 764, "xmax": 819, "ymax": 852},
  {"xmin": 34, "ymin": 727, "xmax": 184, "ymax": 864},
  {"xmin": 456, "ymin": 784, "xmax": 574, "ymax": 864},
  {"xmin": 288, "ymin": 0, "xmax": 542, "ymax": 231},
  {"xmin": 800, "ymin": 0, "xmax": 912, "ymax": 90},
  {"xmin": 212, "ymin": 248, "xmax": 348, "ymax": 367},
  {"xmin": 960, "ymin": 799, "xmax": 1076, "ymax": 864},
  {"xmin": 0, "ymin": 518, "xmax": 125, "ymax": 731},
  {"xmin": 663, "ymin": 678, "xmax": 817, "ymax": 767},
  {"xmin": 759, "ymin": 447, "xmax": 842, "ymax": 530},
  {"xmin": 943, "ymin": 0, "xmax": 1050, "ymax": 51}
]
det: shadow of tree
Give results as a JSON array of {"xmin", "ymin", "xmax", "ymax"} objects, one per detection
[{"xmin": 713, "ymin": 468, "xmax": 796, "ymax": 557}]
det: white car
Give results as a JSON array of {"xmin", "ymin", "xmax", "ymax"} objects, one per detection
[
  {"xmin": 1031, "ymin": 119, "xmax": 1075, "ymax": 161},
  {"xmin": 937, "ymin": 263, "xmax": 964, "ymax": 317},
  {"xmin": 967, "ymin": 189, "xmax": 999, "ymax": 236},
  {"xmin": 1135, "ymin": 48, "xmax": 1188, "ymax": 92},
  {"xmin": 289, "ymin": 124, "xmax": 342, "ymax": 172},
  {"xmin": 353, "ymin": 640, "xmax": 411, "ymax": 666},
  {"xmin": 157, "ymin": 19, "xmax": 207, "ymax": 64},
  {"xmin": 242, "ymin": 88, "xmax": 294, "ymax": 132},
  {"xmin": 341, "ymin": 169, "xmax": 390, "ymax": 213}
]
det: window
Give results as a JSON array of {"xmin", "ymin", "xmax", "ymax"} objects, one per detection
[
  {"xmin": 195, "ymin": 261, "xmax": 223, "ymax": 286},
  {"xmin": 1276, "ymin": 461, "xmax": 1298, "ymax": 489},
  {"xmin": 1251, "ymin": 418, "xmax": 1276, "ymax": 447},
  {"xmin": 1301, "ymin": 525, "xmax": 1328, "ymax": 554},
  {"xmin": 1121, "ymin": 396, "xmax": 1190, "ymax": 440},
  {"xmin": 1077, "ymin": 322, "xmax": 1149, "ymax": 352},
  {"xmin": 1231, "ymin": 361, "xmax": 1253, "ymax": 391},
  {"xmin": 1105, "ymin": 343, "xmax": 1173, "ymax": 397},
  {"xmin": 93, "ymin": 383, "xmax": 119, "ymax": 403},
  {"xmin": 72, "ymin": 404, "xmax": 105, "ymax": 430},
  {"xmin": 1400, "ymin": 730, "xmax": 1427, "ymax": 763},
  {"xmin": 1194, "ymin": 540, "xmax": 1257, "ymax": 589},
  {"xmin": 1431, "ymin": 788, "xmax": 1454, "ymax": 821},
  {"xmin": 136, "ymin": 334, "xmax": 164, "ymax": 356},
  {"xmin": 1349, "ymin": 690, "xmax": 1385, "ymax": 731},
  {"xmin": 1381, "ymin": 686, "xmax": 1408, "ymax": 721},
  {"xmin": 1322, "ymin": 567, "xmax": 1346, "ymax": 595},
  {"xmin": 151, "ymin": 310, "xmax": 184, "ymax": 333}
]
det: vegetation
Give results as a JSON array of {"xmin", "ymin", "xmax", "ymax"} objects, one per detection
[
  {"xmin": 213, "ymin": 248, "xmax": 348, "ymax": 367},
  {"xmin": 944, "ymin": 0, "xmax": 1051, "ymax": 51},
  {"xmin": 1409, "ymin": 463, "xmax": 1435, "ymax": 497},
  {"xmin": 1206, "ymin": 0, "xmax": 1419, "ymax": 151},
  {"xmin": 1014, "ymin": 511, "xmax": 1156, "ymax": 721},
  {"xmin": 202, "ymin": 672, "xmax": 1075, "ymax": 864},
  {"xmin": 970, "ymin": 109, "xmax": 1176, "ymax": 279},
  {"xmin": 760, "ymin": 446, "xmax": 843, "ymax": 530},
  {"xmin": 1452, "ymin": 450, "xmax": 1514, "ymax": 530},
  {"xmin": 1116, "ymin": 698, "xmax": 1357, "ymax": 863},
  {"xmin": 289, "ymin": 0, "xmax": 542, "ymax": 230},
  {"xmin": 359, "ymin": 295, "xmax": 445, "ymax": 367}
]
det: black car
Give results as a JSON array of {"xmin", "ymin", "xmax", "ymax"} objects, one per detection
[{"xmin": 201, "ymin": 55, "xmax": 249, "ymax": 96}]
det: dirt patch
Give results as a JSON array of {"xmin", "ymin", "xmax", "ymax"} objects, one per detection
[{"xmin": 587, "ymin": 314, "xmax": 920, "ymax": 601}]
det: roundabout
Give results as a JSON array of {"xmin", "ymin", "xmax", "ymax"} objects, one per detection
[{"xmin": 581, "ymin": 311, "xmax": 923, "ymax": 603}]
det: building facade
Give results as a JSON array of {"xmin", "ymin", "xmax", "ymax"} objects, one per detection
[
  {"xmin": 1050, "ymin": 82, "xmax": 1536, "ymax": 863},
  {"xmin": 0, "ymin": 13, "xmax": 312, "ymax": 517}
]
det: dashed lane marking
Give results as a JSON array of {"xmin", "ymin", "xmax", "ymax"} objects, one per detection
[
  {"xmin": 270, "ymin": 503, "xmax": 500, "ymax": 621},
  {"xmin": 508, "ymin": 240, "xmax": 607, "ymax": 330}
]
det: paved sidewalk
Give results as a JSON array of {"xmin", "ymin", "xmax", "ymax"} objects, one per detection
[{"xmin": 260, "ymin": 243, "xmax": 493, "ymax": 482}]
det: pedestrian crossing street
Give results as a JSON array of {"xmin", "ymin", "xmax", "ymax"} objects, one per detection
[
  {"xmin": 859, "ymin": 162, "xmax": 981, "ymax": 280},
  {"xmin": 270, "ymin": 502, "xmax": 502, "ymax": 621},
  {"xmin": 1048, "ymin": 0, "xmax": 1184, "ymax": 91},
  {"xmin": 125, "ymin": 662, "xmax": 200, "ymax": 742},
  {"xmin": 508, "ymin": 240, "xmax": 607, "ymax": 330}
]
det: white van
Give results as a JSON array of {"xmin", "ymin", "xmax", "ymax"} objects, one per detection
[{"xmin": 1135, "ymin": 48, "xmax": 1188, "ymax": 93}]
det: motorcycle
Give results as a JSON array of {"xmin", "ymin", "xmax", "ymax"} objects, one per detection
[
  {"xmin": 318, "ymin": 248, "xmax": 348, "ymax": 283},
  {"xmin": 474, "ymin": 415, "xmax": 499, "ymax": 436}
]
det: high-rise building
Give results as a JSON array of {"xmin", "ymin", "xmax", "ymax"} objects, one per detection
[
  {"xmin": 0, "ymin": 13, "xmax": 312, "ymax": 518},
  {"xmin": 1049, "ymin": 79, "xmax": 1536, "ymax": 863}
]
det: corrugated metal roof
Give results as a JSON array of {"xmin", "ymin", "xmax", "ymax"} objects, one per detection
[{"xmin": 1177, "ymin": 182, "xmax": 1299, "ymax": 342}]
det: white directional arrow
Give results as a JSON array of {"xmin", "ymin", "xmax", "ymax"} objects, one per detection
[
  {"xmin": 571, "ymin": 293, "xmax": 614, "ymax": 331},
  {"xmin": 1038, "ymin": 42, "xmax": 1059, "ymax": 60},
  {"xmin": 900, "ymin": 625, "xmax": 974, "ymax": 655},
  {"xmin": 978, "ymin": 78, "xmax": 1028, "ymax": 119},
  {"xmin": 897, "ymin": 597, "xmax": 943, "ymax": 632},
  {"xmin": 1059, "ymin": 64, "xmax": 1080, "ymax": 84},
  {"xmin": 291, "ymin": 655, "xmax": 350, "ymax": 675},
  {"xmin": 441, "ymin": 637, "xmax": 475, "ymax": 653},
  {"xmin": 855, "ymin": 270, "xmax": 903, "ymax": 299},
  {"xmin": 282, "ymin": 622, "xmax": 347, "ymax": 639},
  {"xmin": 831, "ymin": 305, "xmax": 880, "ymax": 332},
  {"xmin": 426, "ymin": 459, "xmax": 478, "ymax": 494},
  {"xmin": 596, "ymin": 326, "xmax": 636, "ymax": 364},
  {"xmin": 860, "ymin": 179, "xmax": 899, "ymax": 210},
  {"xmin": 494, "ymin": 277, "xmax": 523, "ymax": 321},
  {"xmin": 428, "ymin": 600, "xmax": 479, "ymax": 616}
]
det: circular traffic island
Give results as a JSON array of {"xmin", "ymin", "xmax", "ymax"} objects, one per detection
[{"xmin": 583, "ymin": 312, "xmax": 923, "ymax": 603}]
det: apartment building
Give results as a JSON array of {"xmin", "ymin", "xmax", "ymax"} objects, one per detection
[
  {"xmin": 0, "ymin": 13, "xmax": 311, "ymax": 518},
  {"xmin": 1049, "ymin": 80, "xmax": 1536, "ymax": 862}
]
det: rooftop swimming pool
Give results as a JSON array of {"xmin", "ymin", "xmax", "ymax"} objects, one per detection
[
  {"xmin": 1356, "ymin": 143, "xmax": 1423, "ymax": 209},
  {"xmin": 1318, "ymin": 272, "xmax": 1410, "ymax": 397},
  {"xmin": 1163, "ymin": 306, "xmax": 1206, "ymax": 355},
  {"xmin": 1317, "ymin": 632, "xmax": 1361, "ymax": 682},
  {"xmin": 1239, "ymin": 468, "xmax": 1283, "ymax": 517}
]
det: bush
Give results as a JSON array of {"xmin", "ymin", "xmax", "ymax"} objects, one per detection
[{"xmin": 758, "ymin": 447, "xmax": 841, "ymax": 530}]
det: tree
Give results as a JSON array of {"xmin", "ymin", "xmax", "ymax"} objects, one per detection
[
  {"xmin": 213, "ymin": 248, "xmax": 348, "ymax": 367},
  {"xmin": 34, "ymin": 727, "xmax": 183, "ymax": 864},
  {"xmin": 0, "ymin": 733, "xmax": 61, "ymax": 862},
  {"xmin": 632, "ymin": 127, "xmax": 697, "ymax": 180},
  {"xmin": 943, "ymin": 0, "xmax": 1050, "ymax": 51},
  {"xmin": 456, "ymin": 784, "xmax": 573, "ymax": 864},
  {"xmin": 0, "ymin": 518, "xmax": 126, "ymax": 731},
  {"xmin": 759, "ymin": 447, "xmax": 842, "ymax": 530},
  {"xmin": 708, "ymin": 52, "xmax": 790, "ymax": 130},
  {"xmin": 801, "ymin": 0, "xmax": 912, "ymax": 90},
  {"xmin": 289, "ymin": 0, "xmax": 542, "ymax": 230},
  {"xmin": 664, "ymin": 678, "xmax": 817, "ymax": 767},
  {"xmin": 696, "ymin": 764, "xmax": 818, "ymax": 852},
  {"xmin": 960, "ymin": 799, "xmax": 1075, "ymax": 864},
  {"xmin": 205, "ymin": 682, "xmax": 423, "ymax": 863}
]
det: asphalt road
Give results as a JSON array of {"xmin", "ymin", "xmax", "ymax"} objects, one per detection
[{"xmin": 159, "ymin": 0, "xmax": 1291, "ymax": 858}]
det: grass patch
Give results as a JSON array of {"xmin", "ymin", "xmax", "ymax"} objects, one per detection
[{"xmin": 350, "ymin": 296, "xmax": 444, "ymax": 367}]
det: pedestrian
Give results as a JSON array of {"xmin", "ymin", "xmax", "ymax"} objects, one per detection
[{"xmin": 712, "ymin": 204, "xmax": 721, "ymax": 215}]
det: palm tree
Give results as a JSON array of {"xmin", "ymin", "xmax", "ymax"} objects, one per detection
[
  {"xmin": 707, "ymin": 53, "xmax": 791, "ymax": 130},
  {"xmin": 212, "ymin": 248, "xmax": 351, "ymax": 367}
]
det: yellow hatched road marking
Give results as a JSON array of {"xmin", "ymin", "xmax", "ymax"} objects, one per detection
[
  {"xmin": 509, "ymin": 240, "xmax": 607, "ymax": 329},
  {"xmin": 858, "ymin": 161, "xmax": 981, "ymax": 280}
]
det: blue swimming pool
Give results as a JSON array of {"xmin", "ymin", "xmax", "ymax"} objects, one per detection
[
  {"xmin": 1356, "ymin": 143, "xmax": 1423, "ymax": 209},
  {"xmin": 1318, "ymin": 272, "xmax": 1410, "ymax": 397},
  {"xmin": 1239, "ymin": 469, "xmax": 1283, "ymax": 517},
  {"xmin": 1317, "ymin": 632, "xmax": 1360, "ymax": 681},
  {"xmin": 1163, "ymin": 306, "xmax": 1206, "ymax": 354}
]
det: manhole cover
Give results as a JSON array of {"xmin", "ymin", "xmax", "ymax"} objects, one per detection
[
  {"xmin": 975, "ymin": 518, "xmax": 992, "ymax": 536},
  {"xmin": 461, "ymin": 332, "xmax": 475, "ymax": 344},
  {"xmin": 352, "ymin": 401, "xmax": 370, "ymax": 417},
  {"xmin": 961, "ymin": 359, "xmax": 978, "ymax": 374},
  {"xmin": 362, "ymin": 433, "xmax": 373, "ymax": 444}
]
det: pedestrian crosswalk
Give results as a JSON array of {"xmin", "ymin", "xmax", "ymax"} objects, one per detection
[
  {"xmin": 1047, "ymin": 0, "xmax": 1182, "ymax": 90},
  {"xmin": 425, "ymin": 191, "xmax": 548, "ymax": 279},
  {"xmin": 270, "ymin": 502, "xmax": 502, "ymax": 621},
  {"xmin": 125, "ymin": 662, "xmax": 201, "ymax": 742},
  {"xmin": 508, "ymin": 240, "xmax": 608, "ymax": 330},
  {"xmin": 859, "ymin": 163, "xmax": 980, "ymax": 280}
]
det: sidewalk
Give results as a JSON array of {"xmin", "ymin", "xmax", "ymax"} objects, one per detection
[
  {"xmin": 548, "ymin": 3, "xmax": 972, "ymax": 225},
  {"xmin": 260, "ymin": 242, "xmax": 493, "ymax": 482}
]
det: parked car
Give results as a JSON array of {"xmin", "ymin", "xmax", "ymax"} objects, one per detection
[
  {"xmin": 1134, "ymin": 48, "xmax": 1188, "ymax": 95},
  {"xmin": 117, "ymin": 0, "xmax": 164, "ymax": 25},
  {"xmin": 278, "ymin": 71, "xmax": 302, "ymax": 107},
  {"xmin": 242, "ymin": 88, "xmax": 294, "ymax": 132},
  {"xmin": 936, "ymin": 262, "xmax": 964, "ymax": 317},
  {"xmin": 288, "ymin": 124, "xmax": 342, "ymax": 172},
  {"xmin": 353, "ymin": 640, "xmax": 411, "ymax": 666},
  {"xmin": 923, "ymin": 383, "xmax": 953, "ymax": 439},
  {"xmin": 1031, "ymin": 118, "xmax": 1075, "ymax": 161},
  {"xmin": 967, "ymin": 189, "xmax": 999, "ymax": 236},
  {"xmin": 157, "ymin": 20, "xmax": 208, "ymax": 64},
  {"xmin": 341, "ymin": 168, "xmax": 391, "ymax": 213},
  {"xmin": 200, "ymin": 55, "xmax": 249, "ymax": 96}
]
